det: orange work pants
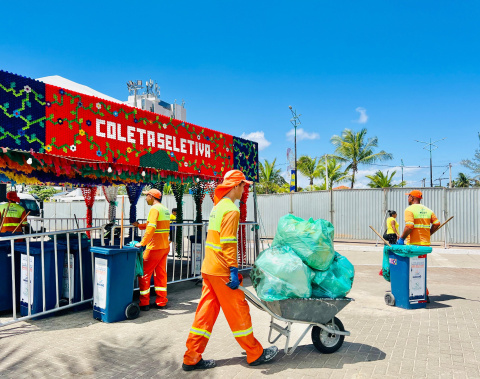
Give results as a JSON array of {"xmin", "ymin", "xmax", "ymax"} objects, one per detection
[
  {"xmin": 138, "ymin": 248, "xmax": 169, "ymax": 307},
  {"xmin": 184, "ymin": 273, "xmax": 264, "ymax": 365}
]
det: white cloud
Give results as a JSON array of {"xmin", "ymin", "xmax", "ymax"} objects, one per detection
[
  {"xmin": 286, "ymin": 128, "xmax": 320, "ymax": 142},
  {"xmin": 240, "ymin": 131, "xmax": 271, "ymax": 151},
  {"xmin": 353, "ymin": 107, "xmax": 368, "ymax": 124}
]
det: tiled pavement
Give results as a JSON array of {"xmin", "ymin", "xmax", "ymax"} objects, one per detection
[{"xmin": 1, "ymin": 245, "xmax": 480, "ymax": 378}]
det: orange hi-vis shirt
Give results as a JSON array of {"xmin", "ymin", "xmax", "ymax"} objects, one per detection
[
  {"xmin": 404, "ymin": 203, "xmax": 440, "ymax": 246},
  {"xmin": 138, "ymin": 203, "xmax": 171, "ymax": 250},
  {"xmin": 0, "ymin": 202, "xmax": 27, "ymax": 232},
  {"xmin": 202, "ymin": 198, "xmax": 240, "ymax": 276}
]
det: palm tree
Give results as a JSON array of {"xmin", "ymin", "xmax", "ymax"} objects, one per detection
[
  {"xmin": 317, "ymin": 156, "xmax": 350, "ymax": 189},
  {"xmin": 366, "ymin": 170, "xmax": 406, "ymax": 188},
  {"xmin": 297, "ymin": 155, "xmax": 321, "ymax": 186},
  {"xmin": 453, "ymin": 172, "xmax": 472, "ymax": 187},
  {"xmin": 330, "ymin": 128, "xmax": 393, "ymax": 188},
  {"xmin": 258, "ymin": 158, "xmax": 286, "ymax": 194}
]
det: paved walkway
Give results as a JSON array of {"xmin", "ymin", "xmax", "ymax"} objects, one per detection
[{"xmin": 1, "ymin": 244, "xmax": 480, "ymax": 378}]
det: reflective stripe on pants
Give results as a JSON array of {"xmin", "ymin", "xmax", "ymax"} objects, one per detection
[
  {"xmin": 138, "ymin": 248, "xmax": 169, "ymax": 306},
  {"xmin": 183, "ymin": 273, "xmax": 263, "ymax": 365}
]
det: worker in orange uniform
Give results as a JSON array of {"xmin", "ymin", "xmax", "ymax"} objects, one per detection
[
  {"xmin": 133, "ymin": 188, "xmax": 170, "ymax": 311},
  {"xmin": 0, "ymin": 191, "xmax": 28, "ymax": 233},
  {"xmin": 182, "ymin": 170, "xmax": 278, "ymax": 372},
  {"xmin": 398, "ymin": 190, "xmax": 441, "ymax": 300},
  {"xmin": 398, "ymin": 190, "xmax": 440, "ymax": 246}
]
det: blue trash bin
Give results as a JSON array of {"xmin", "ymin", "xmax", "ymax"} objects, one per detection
[
  {"xmin": 92, "ymin": 246, "xmax": 140, "ymax": 323},
  {"xmin": 0, "ymin": 233, "xmax": 24, "ymax": 312},
  {"xmin": 16, "ymin": 241, "xmax": 67, "ymax": 317},
  {"xmin": 57, "ymin": 237, "xmax": 93, "ymax": 311},
  {"xmin": 389, "ymin": 252, "xmax": 428, "ymax": 309}
]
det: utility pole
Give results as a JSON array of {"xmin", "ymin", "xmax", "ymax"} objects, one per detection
[
  {"xmin": 449, "ymin": 163, "xmax": 452, "ymax": 188},
  {"xmin": 422, "ymin": 178, "xmax": 426, "ymax": 187},
  {"xmin": 325, "ymin": 154, "xmax": 329, "ymax": 190},
  {"xmin": 435, "ymin": 177, "xmax": 449, "ymax": 187},
  {"xmin": 401, "ymin": 159, "xmax": 404, "ymax": 186},
  {"xmin": 415, "ymin": 138, "xmax": 446, "ymax": 187},
  {"xmin": 288, "ymin": 106, "xmax": 302, "ymax": 192}
]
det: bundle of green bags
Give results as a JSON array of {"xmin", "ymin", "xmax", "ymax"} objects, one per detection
[{"xmin": 250, "ymin": 215, "xmax": 355, "ymax": 301}]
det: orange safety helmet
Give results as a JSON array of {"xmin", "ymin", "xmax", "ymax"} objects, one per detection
[{"xmin": 6, "ymin": 191, "xmax": 20, "ymax": 203}]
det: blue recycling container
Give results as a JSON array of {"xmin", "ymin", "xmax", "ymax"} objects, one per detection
[
  {"xmin": 17, "ymin": 241, "xmax": 67, "ymax": 317},
  {"xmin": 92, "ymin": 246, "xmax": 138, "ymax": 323},
  {"xmin": 389, "ymin": 252, "xmax": 428, "ymax": 309},
  {"xmin": 0, "ymin": 233, "xmax": 24, "ymax": 312},
  {"xmin": 58, "ymin": 237, "xmax": 93, "ymax": 310}
]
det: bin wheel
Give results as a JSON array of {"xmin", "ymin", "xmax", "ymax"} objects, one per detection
[
  {"xmin": 125, "ymin": 303, "xmax": 140, "ymax": 320},
  {"xmin": 385, "ymin": 292, "xmax": 395, "ymax": 306},
  {"xmin": 311, "ymin": 317, "xmax": 345, "ymax": 354}
]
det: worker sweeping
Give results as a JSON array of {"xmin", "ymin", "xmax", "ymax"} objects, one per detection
[
  {"xmin": 398, "ymin": 190, "xmax": 440, "ymax": 300},
  {"xmin": 0, "ymin": 191, "xmax": 28, "ymax": 233},
  {"xmin": 183, "ymin": 170, "xmax": 278, "ymax": 372},
  {"xmin": 133, "ymin": 188, "xmax": 170, "ymax": 311}
]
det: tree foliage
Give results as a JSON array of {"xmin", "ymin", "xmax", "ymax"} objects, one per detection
[
  {"xmin": 27, "ymin": 185, "xmax": 60, "ymax": 202},
  {"xmin": 317, "ymin": 156, "xmax": 351, "ymax": 189},
  {"xmin": 297, "ymin": 155, "xmax": 321, "ymax": 186},
  {"xmin": 366, "ymin": 170, "xmax": 406, "ymax": 188},
  {"xmin": 461, "ymin": 133, "xmax": 480, "ymax": 179},
  {"xmin": 330, "ymin": 128, "xmax": 393, "ymax": 188},
  {"xmin": 258, "ymin": 159, "xmax": 287, "ymax": 194}
]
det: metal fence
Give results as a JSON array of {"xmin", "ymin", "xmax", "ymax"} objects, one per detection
[
  {"xmin": 255, "ymin": 188, "xmax": 480, "ymax": 245},
  {"xmin": 0, "ymin": 221, "xmax": 259, "ymax": 327}
]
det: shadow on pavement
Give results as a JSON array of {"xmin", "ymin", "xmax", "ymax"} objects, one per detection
[
  {"xmin": 0, "ymin": 334, "xmax": 179, "ymax": 377},
  {"xmin": 214, "ymin": 342, "xmax": 386, "ymax": 375},
  {"xmin": 427, "ymin": 293, "xmax": 467, "ymax": 309},
  {"xmin": 1, "ymin": 279, "xmax": 204, "ymax": 335}
]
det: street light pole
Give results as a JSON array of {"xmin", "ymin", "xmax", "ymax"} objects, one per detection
[
  {"xmin": 415, "ymin": 137, "xmax": 446, "ymax": 187},
  {"xmin": 288, "ymin": 106, "xmax": 301, "ymax": 192}
]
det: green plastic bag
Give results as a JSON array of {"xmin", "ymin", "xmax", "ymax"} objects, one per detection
[
  {"xmin": 381, "ymin": 245, "xmax": 432, "ymax": 282},
  {"xmin": 128, "ymin": 241, "xmax": 144, "ymax": 277},
  {"xmin": 250, "ymin": 245, "xmax": 314, "ymax": 301},
  {"xmin": 272, "ymin": 214, "xmax": 335, "ymax": 271},
  {"xmin": 311, "ymin": 252, "xmax": 355, "ymax": 298}
]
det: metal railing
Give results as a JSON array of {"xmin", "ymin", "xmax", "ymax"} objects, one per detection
[
  {"xmin": 0, "ymin": 226, "xmax": 105, "ymax": 327},
  {"xmin": 27, "ymin": 218, "xmax": 114, "ymax": 234},
  {"xmin": 110, "ymin": 221, "xmax": 260, "ymax": 285},
  {"xmin": 0, "ymin": 221, "xmax": 260, "ymax": 327}
]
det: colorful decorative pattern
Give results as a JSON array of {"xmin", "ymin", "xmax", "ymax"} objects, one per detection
[
  {"xmin": 0, "ymin": 70, "xmax": 259, "ymax": 182},
  {"xmin": 233, "ymin": 136, "xmax": 258, "ymax": 182}
]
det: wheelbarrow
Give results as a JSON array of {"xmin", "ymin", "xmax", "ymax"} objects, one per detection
[{"xmin": 239, "ymin": 285, "xmax": 353, "ymax": 355}]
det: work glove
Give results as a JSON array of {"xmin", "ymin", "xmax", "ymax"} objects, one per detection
[
  {"xmin": 397, "ymin": 238, "xmax": 405, "ymax": 245},
  {"xmin": 226, "ymin": 267, "xmax": 240, "ymax": 290}
]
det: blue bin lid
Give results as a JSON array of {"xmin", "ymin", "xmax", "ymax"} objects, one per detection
[{"xmin": 90, "ymin": 246, "xmax": 139, "ymax": 256}]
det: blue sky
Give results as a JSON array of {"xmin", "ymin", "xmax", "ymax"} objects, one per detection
[{"xmin": 1, "ymin": 1, "xmax": 480, "ymax": 188}]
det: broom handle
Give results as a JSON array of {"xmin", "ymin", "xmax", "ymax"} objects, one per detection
[
  {"xmin": 369, "ymin": 225, "xmax": 392, "ymax": 247},
  {"xmin": 120, "ymin": 197, "xmax": 124, "ymax": 249},
  {"xmin": 0, "ymin": 203, "xmax": 11, "ymax": 232},
  {"xmin": 431, "ymin": 216, "xmax": 454, "ymax": 236},
  {"xmin": 12, "ymin": 211, "xmax": 30, "ymax": 233}
]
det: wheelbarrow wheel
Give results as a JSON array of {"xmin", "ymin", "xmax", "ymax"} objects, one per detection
[
  {"xmin": 311, "ymin": 317, "xmax": 345, "ymax": 354},
  {"xmin": 125, "ymin": 303, "xmax": 140, "ymax": 320}
]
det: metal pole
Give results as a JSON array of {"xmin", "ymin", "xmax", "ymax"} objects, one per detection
[
  {"xmin": 449, "ymin": 163, "xmax": 452, "ymax": 188},
  {"xmin": 430, "ymin": 139, "xmax": 433, "ymax": 187},
  {"xmin": 294, "ymin": 128, "xmax": 297, "ymax": 192},
  {"xmin": 253, "ymin": 183, "xmax": 260, "ymax": 259},
  {"xmin": 325, "ymin": 155, "xmax": 329, "ymax": 190},
  {"xmin": 401, "ymin": 159, "xmax": 404, "ymax": 186},
  {"xmin": 289, "ymin": 106, "xmax": 301, "ymax": 192}
]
